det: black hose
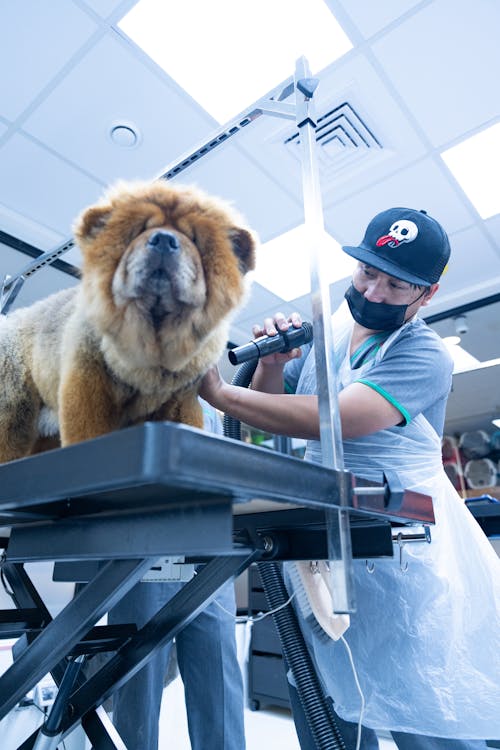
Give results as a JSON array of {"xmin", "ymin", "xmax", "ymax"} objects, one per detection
[
  {"xmin": 223, "ymin": 360, "xmax": 258, "ymax": 441},
  {"xmin": 224, "ymin": 359, "xmax": 345, "ymax": 749},
  {"xmin": 258, "ymin": 562, "xmax": 345, "ymax": 750}
]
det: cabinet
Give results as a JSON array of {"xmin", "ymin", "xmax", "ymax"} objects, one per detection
[
  {"xmin": 465, "ymin": 492, "xmax": 500, "ymax": 538},
  {"xmin": 247, "ymin": 564, "xmax": 290, "ymax": 711}
]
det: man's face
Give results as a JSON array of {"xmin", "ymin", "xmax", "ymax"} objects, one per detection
[{"xmin": 352, "ymin": 262, "xmax": 438, "ymax": 321}]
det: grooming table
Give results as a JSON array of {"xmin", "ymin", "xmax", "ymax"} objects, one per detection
[{"xmin": 0, "ymin": 422, "xmax": 434, "ymax": 749}]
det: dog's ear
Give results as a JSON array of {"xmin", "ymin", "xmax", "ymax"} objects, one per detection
[
  {"xmin": 74, "ymin": 205, "xmax": 112, "ymax": 241},
  {"xmin": 229, "ymin": 227, "xmax": 256, "ymax": 274}
]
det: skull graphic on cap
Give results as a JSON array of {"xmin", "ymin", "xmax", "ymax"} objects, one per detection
[{"xmin": 376, "ymin": 220, "xmax": 418, "ymax": 248}]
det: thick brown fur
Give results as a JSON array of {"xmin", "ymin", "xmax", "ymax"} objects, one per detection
[{"xmin": 0, "ymin": 180, "xmax": 256, "ymax": 463}]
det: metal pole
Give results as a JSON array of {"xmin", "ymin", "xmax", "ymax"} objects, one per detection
[
  {"xmin": 32, "ymin": 655, "xmax": 85, "ymax": 750},
  {"xmin": 295, "ymin": 56, "xmax": 355, "ymax": 613}
]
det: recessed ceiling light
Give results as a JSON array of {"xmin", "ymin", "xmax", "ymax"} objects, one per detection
[
  {"xmin": 109, "ymin": 123, "xmax": 140, "ymax": 148},
  {"xmin": 118, "ymin": 0, "xmax": 352, "ymax": 123},
  {"xmin": 442, "ymin": 335, "xmax": 461, "ymax": 346},
  {"xmin": 441, "ymin": 121, "xmax": 500, "ymax": 219},
  {"xmin": 254, "ymin": 224, "xmax": 356, "ymax": 301}
]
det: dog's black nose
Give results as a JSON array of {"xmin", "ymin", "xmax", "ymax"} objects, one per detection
[{"xmin": 147, "ymin": 230, "xmax": 180, "ymax": 253}]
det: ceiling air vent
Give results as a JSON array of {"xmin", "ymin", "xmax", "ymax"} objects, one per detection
[{"xmin": 282, "ymin": 101, "xmax": 383, "ymax": 184}]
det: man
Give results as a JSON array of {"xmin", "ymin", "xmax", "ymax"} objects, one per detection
[
  {"xmin": 109, "ymin": 400, "xmax": 246, "ymax": 750},
  {"xmin": 200, "ymin": 208, "xmax": 500, "ymax": 748}
]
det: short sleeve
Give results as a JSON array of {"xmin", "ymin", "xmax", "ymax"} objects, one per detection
[
  {"xmin": 352, "ymin": 323, "xmax": 453, "ymax": 427},
  {"xmin": 284, "ymin": 342, "xmax": 313, "ymax": 393}
]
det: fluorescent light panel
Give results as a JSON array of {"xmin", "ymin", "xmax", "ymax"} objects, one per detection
[
  {"xmin": 118, "ymin": 0, "xmax": 352, "ymax": 123},
  {"xmin": 441, "ymin": 121, "xmax": 500, "ymax": 219},
  {"xmin": 442, "ymin": 336, "xmax": 481, "ymax": 373},
  {"xmin": 254, "ymin": 224, "xmax": 356, "ymax": 300}
]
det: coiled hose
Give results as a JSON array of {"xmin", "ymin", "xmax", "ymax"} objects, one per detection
[{"xmin": 224, "ymin": 359, "xmax": 345, "ymax": 749}]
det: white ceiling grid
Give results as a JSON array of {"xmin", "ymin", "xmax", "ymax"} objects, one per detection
[{"xmin": 0, "ymin": 0, "xmax": 499, "ymax": 434}]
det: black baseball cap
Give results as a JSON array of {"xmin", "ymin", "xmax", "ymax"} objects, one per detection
[{"xmin": 342, "ymin": 207, "xmax": 451, "ymax": 286}]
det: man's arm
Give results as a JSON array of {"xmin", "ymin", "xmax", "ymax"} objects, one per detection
[
  {"xmin": 251, "ymin": 359, "xmax": 289, "ymax": 394},
  {"xmin": 200, "ymin": 367, "xmax": 404, "ymax": 440}
]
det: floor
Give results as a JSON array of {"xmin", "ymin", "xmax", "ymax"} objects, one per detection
[
  {"xmin": 161, "ymin": 674, "xmax": 302, "ymax": 749},
  {"xmin": 159, "ymin": 672, "xmax": 397, "ymax": 750},
  {"xmin": 0, "ymin": 570, "xmax": 400, "ymax": 750},
  {"xmin": 0, "ymin": 646, "xmax": 397, "ymax": 750}
]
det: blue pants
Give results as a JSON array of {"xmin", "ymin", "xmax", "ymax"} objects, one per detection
[
  {"xmin": 287, "ymin": 682, "xmax": 488, "ymax": 750},
  {"xmin": 108, "ymin": 578, "xmax": 245, "ymax": 750}
]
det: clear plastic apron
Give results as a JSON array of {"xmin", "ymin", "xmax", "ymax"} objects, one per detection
[{"xmin": 287, "ymin": 306, "xmax": 500, "ymax": 738}]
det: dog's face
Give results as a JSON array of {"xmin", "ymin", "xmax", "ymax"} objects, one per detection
[{"xmin": 73, "ymin": 180, "xmax": 256, "ymax": 368}]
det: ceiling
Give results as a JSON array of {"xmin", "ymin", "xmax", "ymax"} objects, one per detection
[{"xmin": 1, "ymin": 0, "xmax": 500, "ymax": 438}]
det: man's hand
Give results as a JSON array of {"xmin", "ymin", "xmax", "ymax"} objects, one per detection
[
  {"xmin": 199, "ymin": 366, "xmax": 228, "ymax": 411},
  {"xmin": 251, "ymin": 311, "xmax": 304, "ymax": 368}
]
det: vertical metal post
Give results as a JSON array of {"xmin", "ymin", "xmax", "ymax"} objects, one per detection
[{"xmin": 295, "ymin": 56, "xmax": 355, "ymax": 613}]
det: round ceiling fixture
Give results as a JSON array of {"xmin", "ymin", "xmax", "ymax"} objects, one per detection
[{"xmin": 109, "ymin": 122, "xmax": 141, "ymax": 148}]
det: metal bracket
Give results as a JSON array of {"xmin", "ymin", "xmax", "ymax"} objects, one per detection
[{"xmin": 1, "ymin": 238, "xmax": 77, "ymax": 315}]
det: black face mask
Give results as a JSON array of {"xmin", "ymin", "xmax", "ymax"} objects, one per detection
[{"xmin": 344, "ymin": 283, "xmax": 409, "ymax": 331}]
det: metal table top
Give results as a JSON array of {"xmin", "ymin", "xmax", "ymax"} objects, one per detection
[{"xmin": 0, "ymin": 421, "xmax": 434, "ymax": 526}]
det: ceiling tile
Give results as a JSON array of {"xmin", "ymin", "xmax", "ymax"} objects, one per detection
[
  {"xmin": 371, "ymin": 0, "xmax": 500, "ymax": 147},
  {"xmin": 23, "ymin": 33, "xmax": 213, "ymax": 185},
  {"xmin": 231, "ymin": 283, "xmax": 291, "ymax": 335},
  {"xmin": 61, "ymin": 245, "xmax": 84, "ymax": 266},
  {"xmin": 0, "ymin": 134, "xmax": 103, "ymax": 236},
  {"xmin": 433, "ymin": 225, "xmax": 500, "ymax": 305},
  {"xmin": 172, "ymin": 143, "xmax": 302, "ymax": 244},
  {"xmin": 81, "ymin": 0, "xmax": 130, "ymax": 17},
  {"xmin": 427, "ymin": 274, "xmax": 500, "ymax": 317},
  {"xmin": 444, "ymin": 364, "xmax": 500, "ymax": 434},
  {"xmin": 325, "ymin": 156, "xmax": 477, "ymax": 245},
  {"xmin": 0, "ymin": 1, "xmax": 98, "ymax": 121},
  {"xmin": 485, "ymin": 213, "xmax": 500, "ymax": 252},
  {"xmin": 0, "ymin": 203, "xmax": 65, "ymax": 250},
  {"xmin": 332, "ymin": 0, "xmax": 423, "ymax": 39}
]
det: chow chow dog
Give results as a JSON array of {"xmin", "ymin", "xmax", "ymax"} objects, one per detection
[{"xmin": 0, "ymin": 180, "xmax": 256, "ymax": 463}]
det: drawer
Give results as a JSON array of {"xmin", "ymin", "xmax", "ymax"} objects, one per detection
[
  {"xmin": 250, "ymin": 654, "xmax": 289, "ymax": 703},
  {"xmin": 251, "ymin": 615, "xmax": 282, "ymax": 655}
]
